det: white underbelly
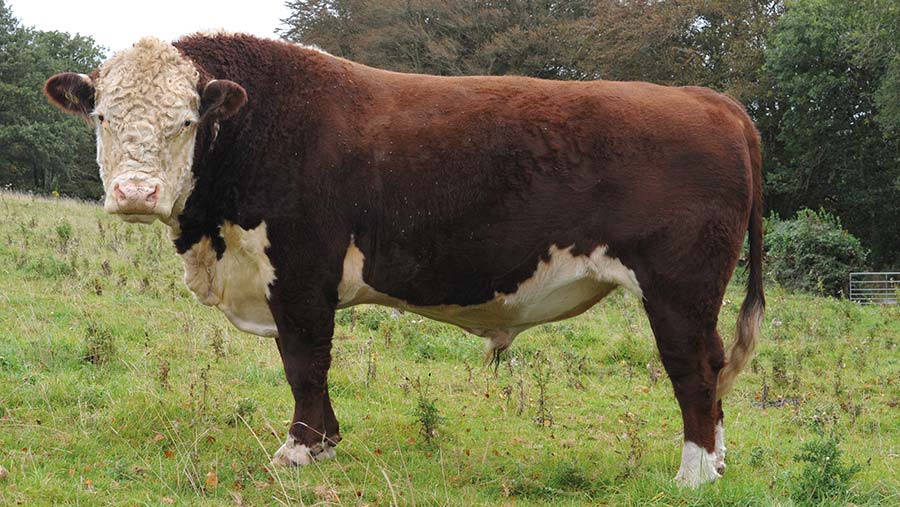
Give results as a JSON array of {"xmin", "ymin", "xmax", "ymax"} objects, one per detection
[
  {"xmin": 337, "ymin": 241, "xmax": 643, "ymax": 346},
  {"xmin": 387, "ymin": 277, "xmax": 617, "ymax": 330}
]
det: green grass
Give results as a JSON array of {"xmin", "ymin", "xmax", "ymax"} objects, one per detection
[{"xmin": 1, "ymin": 191, "xmax": 898, "ymax": 506}]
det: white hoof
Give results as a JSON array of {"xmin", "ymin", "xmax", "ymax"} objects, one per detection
[
  {"xmin": 674, "ymin": 441, "xmax": 721, "ymax": 487},
  {"xmin": 270, "ymin": 435, "xmax": 336, "ymax": 466},
  {"xmin": 317, "ymin": 445, "xmax": 337, "ymax": 461},
  {"xmin": 714, "ymin": 422, "xmax": 726, "ymax": 473}
]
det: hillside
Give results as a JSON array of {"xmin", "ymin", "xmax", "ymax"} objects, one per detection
[{"xmin": 1, "ymin": 191, "xmax": 898, "ymax": 506}]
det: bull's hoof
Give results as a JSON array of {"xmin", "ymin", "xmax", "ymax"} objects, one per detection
[
  {"xmin": 674, "ymin": 441, "xmax": 721, "ymax": 487},
  {"xmin": 270, "ymin": 435, "xmax": 337, "ymax": 466},
  {"xmin": 714, "ymin": 454, "xmax": 727, "ymax": 477}
]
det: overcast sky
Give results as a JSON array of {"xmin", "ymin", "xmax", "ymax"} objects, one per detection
[{"xmin": 8, "ymin": 0, "xmax": 292, "ymax": 54}]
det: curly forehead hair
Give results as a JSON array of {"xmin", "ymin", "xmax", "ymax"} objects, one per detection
[{"xmin": 96, "ymin": 37, "xmax": 200, "ymax": 115}]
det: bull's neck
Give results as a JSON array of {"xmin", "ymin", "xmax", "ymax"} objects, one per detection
[{"xmin": 170, "ymin": 38, "xmax": 348, "ymax": 255}]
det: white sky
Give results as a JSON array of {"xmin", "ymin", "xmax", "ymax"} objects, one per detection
[{"xmin": 8, "ymin": 0, "xmax": 292, "ymax": 54}]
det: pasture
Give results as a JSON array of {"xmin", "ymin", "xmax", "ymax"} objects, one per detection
[{"xmin": 0, "ymin": 191, "xmax": 898, "ymax": 505}]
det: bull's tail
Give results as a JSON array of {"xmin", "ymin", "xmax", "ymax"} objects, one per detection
[{"xmin": 717, "ymin": 122, "xmax": 765, "ymax": 400}]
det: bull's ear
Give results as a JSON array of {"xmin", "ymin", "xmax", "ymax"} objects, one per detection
[
  {"xmin": 200, "ymin": 79, "xmax": 247, "ymax": 122},
  {"xmin": 43, "ymin": 72, "xmax": 95, "ymax": 117}
]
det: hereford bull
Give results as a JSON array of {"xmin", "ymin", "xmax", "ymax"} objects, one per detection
[{"xmin": 45, "ymin": 33, "xmax": 764, "ymax": 487}]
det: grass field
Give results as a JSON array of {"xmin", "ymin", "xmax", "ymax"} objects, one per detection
[{"xmin": 1, "ymin": 191, "xmax": 898, "ymax": 506}]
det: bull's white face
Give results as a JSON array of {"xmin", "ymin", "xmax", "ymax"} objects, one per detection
[
  {"xmin": 47, "ymin": 37, "xmax": 245, "ymax": 224},
  {"xmin": 92, "ymin": 38, "xmax": 201, "ymax": 224}
]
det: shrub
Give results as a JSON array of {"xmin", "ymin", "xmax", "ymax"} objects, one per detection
[
  {"xmin": 228, "ymin": 397, "xmax": 258, "ymax": 426},
  {"xmin": 764, "ymin": 209, "xmax": 868, "ymax": 297},
  {"xmin": 21, "ymin": 255, "xmax": 75, "ymax": 279},
  {"xmin": 791, "ymin": 435, "xmax": 861, "ymax": 505},
  {"xmin": 55, "ymin": 220, "xmax": 73, "ymax": 251},
  {"xmin": 411, "ymin": 377, "xmax": 442, "ymax": 446},
  {"xmin": 83, "ymin": 322, "xmax": 116, "ymax": 365}
]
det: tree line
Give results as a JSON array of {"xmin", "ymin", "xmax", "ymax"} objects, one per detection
[
  {"xmin": 0, "ymin": 0, "xmax": 104, "ymax": 198},
  {"xmin": 1, "ymin": 0, "xmax": 897, "ymax": 267}
]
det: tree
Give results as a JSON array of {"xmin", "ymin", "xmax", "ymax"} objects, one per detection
[
  {"xmin": 765, "ymin": 0, "xmax": 900, "ymax": 267},
  {"xmin": 279, "ymin": 1, "xmax": 783, "ymax": 91},
  {"xmin": 281, "ymin": 0, "xmax": 594, "ymax": 78},
  {"xmin": 851, "ymin": 1, "xmax": 900, "ymax": 136},
  {"xmin": 0, "ymin": 0, "xmax": 105, "ymax": 198}
]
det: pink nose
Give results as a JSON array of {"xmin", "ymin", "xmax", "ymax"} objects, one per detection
[{"xmin": 113, "ymin": 181, "xmax": 159, "ymax": 211}]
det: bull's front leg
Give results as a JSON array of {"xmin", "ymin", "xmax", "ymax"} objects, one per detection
[{"xmin": 269, "ymin": 296, "xmax": 341, "ymax": 466}]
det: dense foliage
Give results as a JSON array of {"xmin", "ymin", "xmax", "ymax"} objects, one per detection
[
  {"xmin": 764, "ymin": 0, "xmax": 900, "ymax": 269},
  {"xmin": 791, "ymin": 434, "xmax": 862, "ymax": 505},
  {"xmin": 0, "ymin": 0, "xmax": 104, "ymax": 198},
  {"xmin": 764, "ymin": 209, "xmax": 869, "ymax": 297},
  {"xmin": 280, "ymin": 0, "xmax": 782, "ymax": 103}
]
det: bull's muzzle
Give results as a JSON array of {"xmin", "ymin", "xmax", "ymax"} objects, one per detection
[{"xmin": 105, "ymin": 174, "xmax": 170, "ymax": 223}]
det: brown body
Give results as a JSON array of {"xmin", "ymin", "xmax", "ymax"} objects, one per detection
[{"xmin": 44, "ymin": 34, "xmax": 764, "ymax": 485}]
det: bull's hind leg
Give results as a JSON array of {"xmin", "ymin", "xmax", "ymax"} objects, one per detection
[
  {"xmin": 643, "ymin": 295, "xmax": 726, "ymax": 487},
  {"xmin": 715, "ymin": 399, "xmax": 726, "ymax": 474},
  {"xmin": 322, "ymin": 385, "xmax": 341, "ymax": 452}
]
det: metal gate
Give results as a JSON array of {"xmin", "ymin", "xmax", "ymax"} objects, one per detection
[{"xmin": 849, "ymin": 272, "xmax": 899, "ymax": 304}]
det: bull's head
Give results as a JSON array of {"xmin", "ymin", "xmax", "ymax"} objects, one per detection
[{"xmin": 44, "ymin": 37, "xmax": 246, "ymax": 224}]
